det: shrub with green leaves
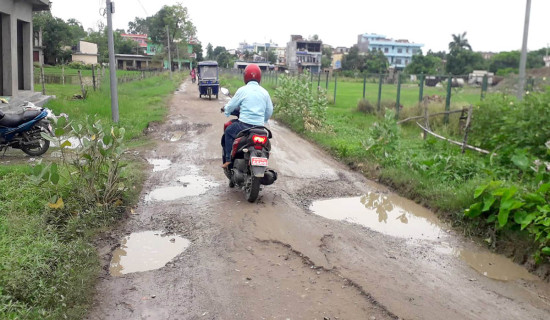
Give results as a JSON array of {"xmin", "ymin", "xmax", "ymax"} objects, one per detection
[
  {"xmin": 364, "ymin": 110, "xmax": 400, "ymax": 160},
  {"xmin": 273, "ymin": 71, "xmax": 328, "ymax": 132},
  {"xmin": 34, "ymin": 115, "xmax": 127, "ymax": 207},
  {"xmin": 465, "ymin": 180, "xmax": 550, "ymax": 261}
]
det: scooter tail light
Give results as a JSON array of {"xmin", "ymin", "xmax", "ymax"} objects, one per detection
[
  {"xmin": 254, "ymin": 145, "xmax": 263, "ymax": 150},
  {"xmin": 252, "ymin": 135, "xmax": 267, "ymax": 144}
]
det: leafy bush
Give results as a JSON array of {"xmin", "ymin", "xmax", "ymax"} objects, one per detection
[
  {"xmin": 67, "ymin": 61, "xmax": 92, "ymax": 70},
  {"xmin": 273, "ymin": 71, "xmax": 328, "ymax": 132},
  {"xmin": 33, "ymin": 115, "xmax": 127, "ymax": 207}
]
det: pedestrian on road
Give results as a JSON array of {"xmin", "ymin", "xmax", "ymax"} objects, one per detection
[{"xmin": 221, "ymin": 64, "xmax": 273, "ymax": 168}]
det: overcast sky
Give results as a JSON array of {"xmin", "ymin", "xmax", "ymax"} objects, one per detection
[{"xmin": 50, "ymin": 0, "xmax": 550, "ymax": 54}]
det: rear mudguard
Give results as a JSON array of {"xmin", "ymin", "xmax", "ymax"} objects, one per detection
[{"xmin": 251, "ymin": 165, "xmax": 267, "ymax": 178}]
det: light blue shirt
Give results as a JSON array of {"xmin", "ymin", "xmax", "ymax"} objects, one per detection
[{"xmin": 224, "ymin": 81, "xmax": 273, "ymax": 126}]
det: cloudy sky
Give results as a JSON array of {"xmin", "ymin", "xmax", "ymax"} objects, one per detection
[{"xmin": 50, "ymin": 0, "xmax": 550, "ymax": 54}]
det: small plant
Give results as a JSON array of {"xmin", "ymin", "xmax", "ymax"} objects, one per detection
[
  {"xmin": 364, "ymin": 109, "xmax": 400, "ymax": 159},
  {"xmin": 357, "ymin": 99, "xmax": 375, "ymax": 114},
  {"xmin": 32, "ymin": 115, "xmax": 127, "ymax": 207}
]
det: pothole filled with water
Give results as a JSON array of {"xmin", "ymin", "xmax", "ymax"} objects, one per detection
[
  {"xmin": 145, "ymin": 175, "xmax": 218, "ymax": 202},
  {"xmin": 109, "ymin": 231, "xmax": 190, "ymax": 276},
  {"xmin": 436, "ymin": 244, "xmax": 538, "ymax": 281},
  {"xmin": 147, "ymin": 159, "xmax": 171, "ymax": 172},
  {"xmin": 309, "ymin": 192, "xmax": 446, "ymax": 240}
]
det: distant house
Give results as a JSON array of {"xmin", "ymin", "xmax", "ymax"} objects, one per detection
[
  {"xmin": 357, "ymin": 33, "xmax": 423, "ymax": 70},
  {"xmin": 71, "ymin": 40, "xmax": 99, "ymax": 65},
  {"xmin": 286, "ymin": 35, "xmax": 322, "ymax": 73},
  {"xmin": 0, "ymin": 0, "xmax": 50, "ymax": 97},
  {"xmin": 544, "ymin": 55, "xmax": 550, "ymax": 68}
]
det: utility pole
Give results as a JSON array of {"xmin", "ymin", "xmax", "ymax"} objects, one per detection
[
  {"xmin": 166, "ymin": 26, "xmax": 172, "ymax": 79},
  {"xmin": 517, "ymin": 0, "xmax": 531, "ymax": 100},
  {"xmin": 106, "ymin": 0, "xmax": 119, "ymax": 122},
  {"xmin": 176, "ymin": 43, "xmax": 181, "ymax": 71}
]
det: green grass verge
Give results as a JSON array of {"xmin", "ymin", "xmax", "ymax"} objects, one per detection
[{"xmin": 1, "ymin": 73, "xmax": 180, "ymax": 319}]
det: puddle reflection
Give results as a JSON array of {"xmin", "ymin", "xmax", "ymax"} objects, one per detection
[
  {"xmin": 145, "ymin": 175, "xmax": 218, "ymax": 202},
  {"xmin": 110, "ymin": 231, "xmax": 190, "ymax": 276},
  {"xmin": 310, "ymin": 193, "xmax": 446, "ymax": 240}
]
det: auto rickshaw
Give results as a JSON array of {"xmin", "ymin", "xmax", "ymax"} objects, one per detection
[{"xmin": 198, "ymin": 61, "xmax": 220, "ymax": 100}]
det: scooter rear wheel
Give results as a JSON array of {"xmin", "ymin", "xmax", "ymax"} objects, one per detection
[{"xmin": 245, "ymin": 176, "xmax": 261, "ymax": 202}]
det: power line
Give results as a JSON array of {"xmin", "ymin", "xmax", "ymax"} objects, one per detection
[{"xmin": 136, "ymin": 0, "xmax": 148, "ymax": 16}]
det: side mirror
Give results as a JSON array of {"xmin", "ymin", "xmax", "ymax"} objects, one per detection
[{"xmin": 220, "ymin": 88, "xmax": 230, "ymax": 96}]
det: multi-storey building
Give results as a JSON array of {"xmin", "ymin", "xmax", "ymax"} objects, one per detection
[
  {"xmin": 121, "ymin": 33, "xmax": 148, "ymax": 55},
  {"xmin": 286, "ymin": 35, "xmax": 322, "ymax": 73},
  {"xmin": 238, "ymin": 41, "xmax": 278, "ymax": 54},
  {"xmin": 357, "ymin": 33, "xmax": 423, "ymax": 70}
]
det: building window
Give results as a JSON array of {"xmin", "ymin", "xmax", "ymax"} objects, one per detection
[
  {"xmin": 396, "ymin": 58, "xmax": 402, "ymax": 65},
  {"xmin": 397, "ymin": 48, "xmax": 402, "ymax": 53},
  {"xmin": 384, "ymin": 48, "xmax": 389, "ymax": 53},
  {"xmin": 406, "ymin": 48, "xmax": 409, "ymax": 53}
]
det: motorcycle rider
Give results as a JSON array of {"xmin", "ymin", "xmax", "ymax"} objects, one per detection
[{"xmin": 221, "ymin": 64, "xmax": 273, "ymax": 168}]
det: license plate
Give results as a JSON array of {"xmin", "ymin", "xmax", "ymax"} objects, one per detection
[{"xmin": 250, "ymin": 157, "xmax": 268, "ymax": 167}]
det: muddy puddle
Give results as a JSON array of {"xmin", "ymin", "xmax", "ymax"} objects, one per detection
[
  {"xmin": 310, "ymin": 193, "xmax": 446, "ymax": 240},
  {"xmin": 145, "ymin": 175, "xmax": 218, "ymax": 202},
  {"xmin": 110, "ymin": 231, "xmax": 190, "ymax": 276},
  {"xmin": 436, "ymin": 244, "xmax": 538, "ymax": 281},
  {"xmin": 147, "ymin": 159, "xmax": 171, "ymax": 172}
]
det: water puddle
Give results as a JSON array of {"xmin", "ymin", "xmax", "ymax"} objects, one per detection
[
  {"xmin": 109, "ymin": 231, "xmax": 190, "ymax": 276},
  {"xmin": 147, "ymin": 159, "xmax": 171, "ymax": 172},
  {"xmin": 309, "ymin": 193, "xmax": 446, "ymax": 240},
  {"xmin": 458, "ymin": 250, "xmax": 538, "ymax": 281},
  {"xmin": 145, "ymin": 175, "xmax": 218, "ymax": 201}
]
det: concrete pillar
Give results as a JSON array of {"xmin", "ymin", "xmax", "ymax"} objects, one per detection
[
  {"xmin": 122, "ymin": 60, "xmax": 127, "ymax": 70},
  {"xmin": 22, "ymin": 20, "xmax": 32, "ymax": 91}
]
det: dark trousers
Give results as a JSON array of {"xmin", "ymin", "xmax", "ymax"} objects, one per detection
[{"xmin": 223, "ymin": 121, "xmax": 254, "ymax": 163}]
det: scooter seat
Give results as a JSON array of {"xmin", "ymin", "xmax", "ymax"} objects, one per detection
[{"xmin": 0, "ymin": 110, "xmax": 41, "ymax": 127}]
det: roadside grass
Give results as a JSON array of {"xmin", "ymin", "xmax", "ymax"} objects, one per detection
[{"xmin": 1, "ymin": 72, "xmax": 180, "ymax": 319}]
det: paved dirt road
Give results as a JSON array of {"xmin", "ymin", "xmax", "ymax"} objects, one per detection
[{"xmin": 88, "ymin": 80, "xmax": 550, "ymax": 320}]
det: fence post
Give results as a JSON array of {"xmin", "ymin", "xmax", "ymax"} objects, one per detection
[
  {"xmin": 481, "ymin": 74, "xmax": 488, "ymax": 100},
  {"xmin": 461, "ymin": 105, "xmax": 473, "ymax": 154},
  {"xmin": 310, "ymin": 71, "xmax": 313, "ymax": 89},
  {"xmin": 317, "ymin": 71, "xmax": 321, "ymax": 91},
  {"xmin": 78, "ymin": 70, "xmax": 86, "ymax": 98},
  {"xmin": 333, "ymin": 72, "xmax": 338, "ymax": 104},
  {"xmin": 395, "ymin": 73, "xmax": 402, "ymax": 120},
  {"xmin": 62, "ymin": 66, "xmax": 65, "ymax": 86},
  {"xmin": 40, "ymin": 65, "xmax": 46, "ymax": 95},
  {"xmin": 444, "ymin": 75, "xmax": 452, "ymax": 124},
  {"xmin": 423, "ymin": 103, "xmax": 429, "ymax": 140},
  {"xmin": 362, "ymin": 74, "xmax": 367, "ymax": 99},
  {"xmin": 325, "ymin": 71, "xmax": 329, "ymax": 90},
  {"xmin": 92, "ymin": 64, "xmax": 97, "ymax": 91},
  {"xmin": 377, "ymin": 73, "xmax": 383, "ymax": 112},
  {"xmin": 418, "ymin": 74, "xmax": 424, "ymax": 104}
]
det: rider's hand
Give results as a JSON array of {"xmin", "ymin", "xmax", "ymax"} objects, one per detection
[{"xmin": 220, "ymin": 107, "xmax": 225, "ymax": 113}]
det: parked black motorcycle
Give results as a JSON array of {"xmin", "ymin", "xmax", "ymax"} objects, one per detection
[
  {"xmin": 0, "ymin": 103, "xmax": 54, "ymax": 156},
  {"xmin": 220, "ymin": 92, "xmax": 277, "ymax": 202}
]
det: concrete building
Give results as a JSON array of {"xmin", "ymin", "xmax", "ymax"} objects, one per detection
[
  {"xmin": 71, "ymin": 40, "xmax": 99, "ymax": 65},
  {"xmin": 544, "ymin": 55, "xmax": 550, "ymax": 68},
  {"xmin": 357, "ymin": 33, "xmax": 423, "ymax": 70},
  {"xmin": 238, "ymin": 41, "xmax": 278, "ymax": 54},
  {"xmin": 121, "ymin": 33, "xmax": 148, "ymax": 55},
  {"xmin": 33, "ymin": 27, "xmax": 44, "ymax": 65},
  {"xmin": 0, "ymin": 0, "xmax": 50, "ymax": 97},
  {"xmin": 286, "ymin": 35, "xmax": 322, "ymax": 73}
]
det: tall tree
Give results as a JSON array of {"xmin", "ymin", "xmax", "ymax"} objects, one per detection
[
  {"xmin": 192, "ymin": 43, "xmax": 203, "ymax": 62},
  {"xmin": 206, "ymin": 43, "xmax": 214, "ymax": 60},
  {"xmin": 148, "ymin": 4, "xmax": 196, "ymax": 63},
  {"xmin": 449, "ymin": 32, "xmax": 472, "ymax": 53},
  {"xmin": 405, "ymin": 53, "xmax": 444, "ymax": 74},
  {"xmin": 127, "ymin": 17, "xmax": 152, "ymax": 34},
  {"xmin": 321, "ymin": 47, "xmax": 333, "ymax": 68}
]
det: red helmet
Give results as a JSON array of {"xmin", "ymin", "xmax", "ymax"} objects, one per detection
[{"xmin": 244, "ymin": 64, "xmax": 261, "ymax": 84}]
